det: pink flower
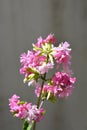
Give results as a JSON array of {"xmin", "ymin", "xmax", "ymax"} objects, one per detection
[
  {"xmin": 52, "ymin": 72, "xmax": 76, "ymax": 97},
  {"xmin": 20, "ymin": 50, "xmax": 47, "ymax": 82},
  {"xmin": 37, "ymin": 62, "xmax": 54, "ymax": 74},
  {"xmin": 36, "ymin": 36, "xmax": 44, "ymax": 47},
  {"xmin": 35, "ymin": 85, "xmax": 41, "ymax": 97},
  {"xmin": 9, "ymin": 95, "xmax": 45, "ymax": 123},
  {"xmin": 16, "ymin": 103, "xmax": 29, "ymax": 119},
  {"xmin": 44, "ymin": 34, "xmax": 56, "ymax": 44},
  {"xmin": 35, "ymin": 84, "xmax": 55, "ymax": 99},
  {"xmin": 20, "ymin": 51, "xmax": 43, "ymax": 68},
  {"xmin": 35, "ymin": 34, "xmax": 56, "ymax": 47},
  {"xmin": 9, "ymin": 94, "xmax": 20, "ymax": 113},
  {"xmin": 20, "ymin": 51, "xmax": 46, "ymax": 70},
  {"xmin": 35, "ymin": 108, "xmax": 45, "ymax": 122},
  {"xmin": 53, "ymin": 42, "xmax": 71, "ymax": 64}
]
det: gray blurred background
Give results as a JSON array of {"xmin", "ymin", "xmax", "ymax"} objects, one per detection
[{"xmin": 0, "ymin": 0, "xmax": 87, "ymax": 130}]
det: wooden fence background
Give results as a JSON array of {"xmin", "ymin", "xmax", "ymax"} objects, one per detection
[{"xmin": 0, "ymin": 0, "xmax": 87, "ymax": 130}]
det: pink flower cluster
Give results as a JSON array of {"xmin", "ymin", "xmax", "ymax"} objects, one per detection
[
  {"xmin": 20, "ymin": 34, "xmax": 57, "ymax": 85},
  {"xmin": 9, "ymin": 34, "xmax": 76, "ymax": 129},
  {"xmin": 35, "ymin": 72, "xmax": 76, "ymax": 98},
  {"xmin": 20, "ymin": 51, "xmax": 46, "ymax": 75},
  {"xmin": 19, "ymin": 34, "xmax": 76, "ymax": 98},
  {"xmin": 52, "ymin": 42, "xmax": 71, "ymax": 64},
  {"xmin": 20, "ymin": 34, "xmax": 74, "ymax": 86},
  {"xmin": 52, "ymin": 72, "xmax": 76, "ymax": 97},
  {"xmin": 9, "ymin": 94, "xmax": 45, "ymax": 124}
]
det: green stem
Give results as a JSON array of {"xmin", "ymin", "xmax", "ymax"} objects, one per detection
[
  {"xmin": 32, "ymin": 55, "xmax": 48, "ymax": 130},
  {"xmin": 32, "ymin": 121, "xmax": 36, "ymax": 130},
  {"xmin": 37, "ymin": 74, "xmax": 46, "ymax": 108},
  {"xmin": 32, "ymin": 73, "xmax": 46, "ymax": 130}
]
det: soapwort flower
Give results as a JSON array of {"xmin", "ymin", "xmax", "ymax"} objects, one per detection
[{"xmin": 9, "ymin": 34, "xmax": 76, "ymax": 130}]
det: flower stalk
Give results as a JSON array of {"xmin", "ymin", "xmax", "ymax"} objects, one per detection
[{"xmin": 33, "ymin": 73, "xmax": 46, "ymax": 130}]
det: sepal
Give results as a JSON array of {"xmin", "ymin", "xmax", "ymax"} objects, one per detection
[{"xmin": 48, "ymin": 94, "xmax": 57, "ymax": 103}]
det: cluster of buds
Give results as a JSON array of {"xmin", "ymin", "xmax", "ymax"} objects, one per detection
[{"xmin": 9, "ymin": 34, "xmax": 76, "ymax": 130}]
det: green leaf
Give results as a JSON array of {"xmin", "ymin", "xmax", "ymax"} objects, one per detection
[
  {"xmin": 27, "ymin": 124, "xmax": 32, "ymax": 130},
  {"xmin": 23, "ymin": 120, "xmax": 29, "ymax": 130},
  {"xmin": 23, "ymin": 120, "xmax": 32, "ymax": 130}
]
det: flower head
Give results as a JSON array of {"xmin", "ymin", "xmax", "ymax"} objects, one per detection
[
  {"xmin": 9, "ymin": 94, "xmax": 20, "ymax": 113},
  {"xmin": 9, "ymin": 95, "xmax": 45, "ymax": 123},
  {"xmin": 52, "ymin": 72, "xmax": 76, "ymax": 97},
  {"xmin": 52, "ymin": 42, "xmax": 71, "ymax": 64}
]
